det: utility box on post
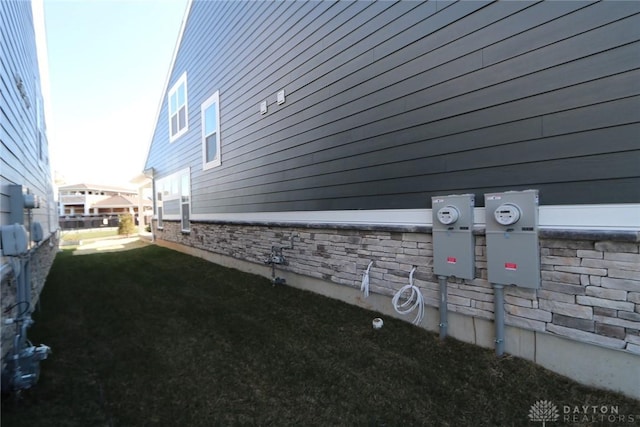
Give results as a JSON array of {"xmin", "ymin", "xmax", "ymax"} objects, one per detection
[
  {"xmin": 432, "ymin": 194, "xmax": 475, "ymax": 280},
  {"xmin": 485, "ymin": 190, "xmax": 540, "ymax": 288}
]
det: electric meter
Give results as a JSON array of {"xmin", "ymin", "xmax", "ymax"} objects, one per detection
[
  {"xmin": 436, "ymin": 205, "xmax": 460, "ymax": 225},
  {"xmin": 431, "ymin": 194, "xmax": 475, "ymax": 280},
  {"xmin": 484, "ymin": 190, "xmax": 540, "ymax": 288},
  {"xmin": 494, "ymin": 203, "xmax": 521, "ymax": 226}
]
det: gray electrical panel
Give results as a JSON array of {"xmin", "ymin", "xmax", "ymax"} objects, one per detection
[
  {"xmin": 485, "ymin": 190, "xmax": 540, "ymax": 288},
  {"xmin": 9, "ymin": 184, "xmax": 39, "ymax": 225},
  {"xmin": 432, "ymin": 194, "xmax": 475, "ymax": 280}
]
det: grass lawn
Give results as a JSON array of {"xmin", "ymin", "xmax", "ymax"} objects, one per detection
[{"xmin": 2, "ymin": 245, "xmax": 639, "ymax": 426}]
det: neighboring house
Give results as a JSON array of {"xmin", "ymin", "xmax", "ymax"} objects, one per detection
[
  {"xmin": 58, "ymin": 183, "xmax": 152, "ymax": 227},
  {"xmin": 0, "ymin": 0, "xmax": 57, "ymax": 389},
  {"xmin": 144, "ymin": 1, "xmax": 640, "ymax": 397}
]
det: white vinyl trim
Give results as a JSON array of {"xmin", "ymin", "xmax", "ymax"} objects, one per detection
[{"xmin": 188, "ymin": 204, "xmax": 640, "ymax": 231}]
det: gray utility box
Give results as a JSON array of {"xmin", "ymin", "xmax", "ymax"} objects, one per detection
[
  {"xmin": 485, "ymin": 190, "xmax": 540, "ymax": 288},
  {"xmin": 9, "ymin": 185, "xmax": 39, "ymax": 225},
  {"xmin": 432, "ymin": 194, "xmax": 475, "ymax": 280}
]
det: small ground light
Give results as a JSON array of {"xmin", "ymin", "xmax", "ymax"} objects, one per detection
[{"xmin": 372, "ymin": 318, "xmax": 383, "ymax": 329}]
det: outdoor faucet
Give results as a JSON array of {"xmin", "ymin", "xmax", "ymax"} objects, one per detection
[
  {"xmin": 263, "ymin": 233, "xmax": 298, "ymax": 286},
  {"xmin": 265, "ymin": 246, "xmax": 288, "ymax": 266}
]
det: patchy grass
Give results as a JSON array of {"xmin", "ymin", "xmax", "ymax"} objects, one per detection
[{"xmin": 2, "ymin": 245, "xmax": 639, "ymax": 426}]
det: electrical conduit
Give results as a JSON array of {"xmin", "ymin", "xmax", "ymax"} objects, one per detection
[
  {"xmin": 360, "ymin": 261, "xmax": 373, "ymax": 298},
  {"xmin": 438, "ymin": 275, "xmax": 448, "ymax": 340},
  {"xmin": 493, "ymin": 283, "xmax": 505, "ymax": 356}
]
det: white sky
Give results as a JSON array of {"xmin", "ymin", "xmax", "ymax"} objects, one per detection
[{"xmin": 43, "ymin": 0, "xmax": 189, "ymax": 187}]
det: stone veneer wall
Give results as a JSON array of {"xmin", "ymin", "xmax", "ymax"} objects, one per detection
[
  {"xmin": 155, "ymin": 221, "xmax": 640, "ymax": 356},
  {"xmin": 1, "ymin": 233, "xmax": 59, "ymax": 359}
]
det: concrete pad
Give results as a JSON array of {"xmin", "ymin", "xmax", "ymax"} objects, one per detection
[{"xmin": 72, "ymin": 236, "xmax": 150, "ymax": 255}]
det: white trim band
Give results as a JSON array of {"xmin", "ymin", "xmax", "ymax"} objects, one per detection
[{"xmin": 187, "ymin": 204, "xmax": 640, "ymax": 231}]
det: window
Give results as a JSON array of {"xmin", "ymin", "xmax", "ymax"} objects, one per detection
[
  {"xmin": 168, "ymin": 72, "xmax": 188, "ymax": 142},
  {"xmin": 155, "ymin": 168, "xmax": 190, "ymax": 232},
  {"xmin": 35, "ymin": 95, "xmax": 47, "ymax": 162},
  {"xmin": 201, "ymin": 91, "xmax": 221, "ymax": 169}
]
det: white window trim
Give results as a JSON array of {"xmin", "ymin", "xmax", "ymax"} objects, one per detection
[
  {"xmin": 201, "ymin": 91, "xmax": 221, "ymax": 170},
  {"xmin": 168, "ymin": 72, "xmax": 189, "ymax": 143},
  {"xmin": 154, "ymin": 167, "xmax": 190, "ymax": 222}
]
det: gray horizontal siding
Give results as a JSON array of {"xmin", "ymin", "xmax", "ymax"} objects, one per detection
[
  {"xmin": 145, "ymin": 0, "xmax": 640, "ymax": 214},
  {"xmin": 1, "ymin": 0, "xmax": 56, "ymax": 232}
]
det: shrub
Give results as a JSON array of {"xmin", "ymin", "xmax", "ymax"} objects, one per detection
[{"xmin": 118, "ymin": 213, "xmax": 136, "ymax": 237}]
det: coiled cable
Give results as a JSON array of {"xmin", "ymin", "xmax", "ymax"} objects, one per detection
[{"xmin": 392, "ymin": 266, "xmax": 424, "ymax": 325}]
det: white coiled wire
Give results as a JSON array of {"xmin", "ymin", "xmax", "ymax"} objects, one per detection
[
  {"xmin": 392, "ymin": 266, "xmax": 425, "ymax": 325},
  {"xmin": 360, "ymin": 261, "xmax": 374, "ymax": 298}
]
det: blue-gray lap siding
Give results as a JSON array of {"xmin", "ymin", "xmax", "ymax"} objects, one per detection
[
  {"xmin": 0, "ymin": 0, "xmax": 56, "ymax": 232},
  {"xmin": 144, "ymin": 0, "xmax": 640, "ymax": 214}
]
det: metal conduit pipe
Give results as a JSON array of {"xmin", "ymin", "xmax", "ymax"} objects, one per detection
[
  {"xmin": 19, "ymin": 258, "xmax": 30, "ymax": 318},
  {"xmin": 18, "ymin": 258, "xmax": 32, "ymax": 349},
  {"xmin": 438, "ymin": 275, "xmax": 448, "ymax": 340},
  {"xmin": 1, "ymin": 238, "xmax": 51, "ymax": 393},
  {"xmin": 493, "ymin": 283, "xmax": 505, "ymax": 357}
]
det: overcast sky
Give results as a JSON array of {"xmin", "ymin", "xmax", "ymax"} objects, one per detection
[{"xmin": 43, "ymin": 0, "xmax": 189, "ymax": 187}]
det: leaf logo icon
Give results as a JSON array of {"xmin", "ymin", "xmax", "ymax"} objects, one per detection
[{"xmin": 528, "ymin": 400, "xmax": 559, "ymax": 426}]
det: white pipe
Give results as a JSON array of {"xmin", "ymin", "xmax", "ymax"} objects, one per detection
[{"xmin": 360, "ymin": 261, "xmax": 373, "ymax": 298}]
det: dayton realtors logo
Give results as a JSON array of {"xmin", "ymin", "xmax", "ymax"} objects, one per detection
[
  {"xmin": 528, "ymin": 400, "xmax": 560, "ymax": 426},
  {"xmin": 528, "ymin": 400, "xmax": 638, "ymax": 425},
  {"xmin": 562, "ymin": 404, "xmax": 636, "ymax": 424}
]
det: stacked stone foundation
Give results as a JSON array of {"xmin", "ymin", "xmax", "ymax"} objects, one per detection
[
  {"xmin": 154, "ymin": 220, "xmax": 640, "ymax": 397},
  {"xmin": 1, "ymin": 234, "xmax": 59, "ymax": 362}
]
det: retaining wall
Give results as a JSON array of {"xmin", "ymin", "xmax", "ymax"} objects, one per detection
[{"xmin": 154, "ymin": 220, "xmax": 640, "ymax": 398}]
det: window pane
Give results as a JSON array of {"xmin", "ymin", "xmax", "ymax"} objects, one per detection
[
  {"xmin": 204, "ymin": 103, "xmax": 217, "ymax": 135},
  {"xmin": 206, "ymin": 133, "xmax": 218, "ymax": 162},
  {"xmin": 170, "ymin": 92, "xmax": 177, "ymax": 114},
  {"xmin": 177, "ymin": 83, "xmax": 185, "ymax": 106},
  {"xmin": 181, "ymin": 174, "xmax": 189, "ymax": 197},
  {"xmin": 171, "ymin": 114, "xmax": 178, "ymax": 136},
  {"xmin": 178, "ymin": 107, "xmax": 186, "ymax": 130}
]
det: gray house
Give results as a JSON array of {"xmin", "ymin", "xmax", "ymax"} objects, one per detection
[
  {"xmin": 1, "ymin": 0, "xmax": 57, "ymax": 391},
  {"xmin": 145, "ymin": 1, "xmax": 640, "ymax": 398}
]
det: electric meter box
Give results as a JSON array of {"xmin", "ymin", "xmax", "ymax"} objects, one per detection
[
  {"xmin": 485, "ymin": 190, "xmax": 540, "ymax": 288},
  {"xmin": 432, "ymin": 194, "xmax": 475, "ymax": 280},
  {"xmin": 9, "ymin": 184, "xmax": 39, "ymax": 225},
  {"xmin": 1, "ymin": 224, "xmax": 29, "ymax": 256}
]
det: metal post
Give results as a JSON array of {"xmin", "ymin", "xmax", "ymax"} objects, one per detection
[
  {"xmin": 438, "ymin": 275, "xmax": 448, "ymax": 340},
  {"xmin": 16, "ymin": 257, "xmax": 30, "ymax": 351},
  {"xmin": 493, "ymin": 283, "xmax": 505, "ymax": 357}
]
